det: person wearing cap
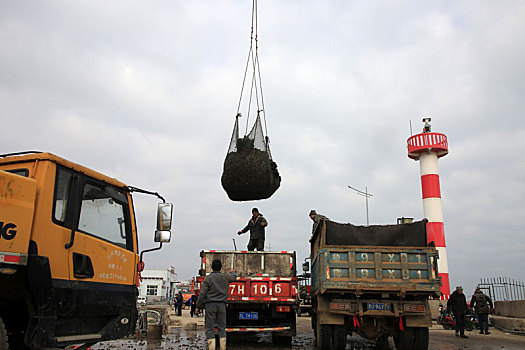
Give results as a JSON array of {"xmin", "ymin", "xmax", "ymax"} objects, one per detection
[
  {"xmin": 196, "ymin": 259, "xmax": 236, "ymax": 350},
  {"xmin": 238, "ymin": 208, "xmax": 268, "ymax": 251},
  {"xmin": 309, "ymin": 210, "xmax": 328, "ymax": 238},
  {"xmin": 447, "ymin": 286, "xmax": 469, "ymax": 338},
  {"xmin": 470, "ymin": 287, "xmax": 493, "ymax": 335}
]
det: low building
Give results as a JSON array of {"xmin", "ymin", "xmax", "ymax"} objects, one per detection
[{"xmin": 139, "ymin": 266, "xmax": 178, "ymax": 303}]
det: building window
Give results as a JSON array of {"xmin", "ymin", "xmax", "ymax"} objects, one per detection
[{"xmin": 147, "ymin": 285, "xmax": 158, "ymax": 296}]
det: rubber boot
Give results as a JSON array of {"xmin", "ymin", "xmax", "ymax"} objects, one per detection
[
  {"xmin": 207, "ymin": 338, "xmax": 216, "ymax": 350},
  {"xmin": 219, "ymin": 337, "xmax": 227, "ymax": 350}
]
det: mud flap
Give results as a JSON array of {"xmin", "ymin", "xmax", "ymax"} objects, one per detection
[
  {"xmin": 25, "ymin": 316, "xmax": 57, "ymax": 348},
  {"xmin": 405, "ymin": 315, "xmax": 432, "ymax": 327},
  {"xmin": 319, "ymin": 312, "xmax": 345, "ymax": 325}
]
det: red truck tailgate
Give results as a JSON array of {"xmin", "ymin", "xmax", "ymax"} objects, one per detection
[{"xmin": 228, "ymin": 278, "xmax": 297, "ymax": 302}]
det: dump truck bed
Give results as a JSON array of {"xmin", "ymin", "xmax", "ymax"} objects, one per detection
[
  {"xmin": 310, "ymin": 219, "xmax": 441, "ymax": 298},
  {"xmin": 312, "ymin": 246, "xmax": 440, "ymax": 297},
  {"xmin": 199, "ymin": 250, "xmax": 296, "ymax": 277},
  {"xmin": 197, "ymin": 250, "xmax": 298, "ymax": 337}
]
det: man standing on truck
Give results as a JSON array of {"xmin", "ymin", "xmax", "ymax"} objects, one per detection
[
  {"xmin": 447, "ymin": 286, "xmax": 469, "ymax": 338},
  {"xmin": 470, "ymin": 287, "xmax": 493, "ymax": 335},
  {"xmin": 237, "ymin": 207, "xmax": 268, "ymax": 251},
  {"xmin": 196, "ymin": 259, "xmax": 236, "ymax": 350},
  {"xmin": 309, "ymin": 210, "xmax": 328, "ymax": 239}
]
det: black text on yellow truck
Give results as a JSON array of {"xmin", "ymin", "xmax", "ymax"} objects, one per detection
[{"xmin": 0, "ymin": 151, "xmax": 173, "ymax": 349}]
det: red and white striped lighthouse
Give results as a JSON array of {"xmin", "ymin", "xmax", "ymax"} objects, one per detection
[{"xmin": 407, "ymin": 118, "xmax": 450, "ymax": 299}]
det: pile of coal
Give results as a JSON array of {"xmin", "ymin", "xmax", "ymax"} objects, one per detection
[{"xmin": 324, "ymin": 219, "xmax": 428, "ymax": 247}]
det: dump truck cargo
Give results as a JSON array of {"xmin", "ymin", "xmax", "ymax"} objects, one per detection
[
  {"xmin": 308, "ymin": 218, "xmax": 441, "ymax": 350},
  {"xmin": 196, "ymin": 250, "xmax": 298, "ymax": 345}
]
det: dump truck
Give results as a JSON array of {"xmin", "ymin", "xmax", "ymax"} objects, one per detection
[
  {"xmin": 195, "ymin": 250, "xmax": 298, "ymax": 345},
  {"xmin": 0, "ymin": 151, "xmax": 173, "ymax": 349},
  {"xmin": 307, "ymin": 218, "xmax": 441, "ymax": 350}
]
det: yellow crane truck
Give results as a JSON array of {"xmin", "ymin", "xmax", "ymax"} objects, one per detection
[{"xmin": 0, "ymin": 151, "xmax": 173, "ymax": 350}]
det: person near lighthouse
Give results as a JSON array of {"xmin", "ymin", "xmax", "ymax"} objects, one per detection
[
  {"xmin": 470, "ymin": 287, "xmax": 493, "ymax": 335},
  {"xmin": 447, "ymin": 286, "xmax": 469, "ymax": 338}
]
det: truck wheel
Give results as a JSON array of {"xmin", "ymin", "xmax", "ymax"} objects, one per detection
[
  {"xmin": 272, "ymin": 334, "xmax": 292, "ymax": 346},
  {"xmin": 317, "ymin": 324, "xmax": 333, "ymax": 350},
  {"xmin": 0, "ymin": 317, "xmax": 8, "ymax": 350},
  {"xmin": 332, "ymin": 325, "xmax": 346, "ymax": 350},
  {"xmin": 412, "ymin": 327, "xmax": 429, "ymax": 349},
  {"xmin": 317, "ymin": 323, "xmax": 345, "ymax": 350},
  {"xmin": 375, "ymin": 336, "xmax": 389, "ymax": 350},
  {"xmin": 393, "ymin": 327, "xmax": 414, "ymax": 350},
  {"xmin": 311, "ymin": 313, "xmax": 317, "ymax": 339}
]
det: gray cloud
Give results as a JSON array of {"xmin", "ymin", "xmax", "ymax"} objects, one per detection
[{"xmin": 1, "ymin": 0, "xmax": 524, "ymax": 297}]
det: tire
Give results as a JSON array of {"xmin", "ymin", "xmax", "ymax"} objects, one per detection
[
  {"xmin": 318, "ymin": 324, "xmax": 333, "ymax": 350},
  {"xmin": 394, "ymin": 327, "xmax": 414, "ymax": 350},
  {"xmin": 0, "ymin": 317, "xmax": 8, "ymax": 350},
  {"xmin": 316, "ymin": 321, "xmax": 346, "ymax": 350},
  {"xmin": 376, "ymin": 336, "xmax": 390, "ymax": 350},
  {"xmin": 412, "ymin": 327, "xmax": 429, "ymax": 350},
  {"xmin": 311, "ymin": 313, "xmax": 317, "ymax": 339},
  {"xmin": 332, "ymin": 325, "xmax": 347, "ymax": 350},
  {"xmin": 272, "ymin": 334, "xmax": 292, "ymax": 346}
]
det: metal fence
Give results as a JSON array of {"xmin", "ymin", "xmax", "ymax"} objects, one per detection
[{"xmin": 478, "ymin": 277, "xmax": 525, "ymax": 302}]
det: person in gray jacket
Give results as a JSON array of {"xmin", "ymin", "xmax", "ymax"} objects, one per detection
[
  {"xmin": 237, "ymin": 207, "xmax": 268, "ymax": 251},
  {"xmin": 470, "ymin": 287, "xmax": 493, "ymax": 335},
  {"xmin": 196, "ymin": 259, "xmax": 236, "ymax": 350}
]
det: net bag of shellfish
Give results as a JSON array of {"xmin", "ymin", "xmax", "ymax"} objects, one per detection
[{"xmin": 221, "ymin": 113, "xmax": 281, "ymax": 201}]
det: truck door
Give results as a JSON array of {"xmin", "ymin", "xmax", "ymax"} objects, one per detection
[
  {"xmin": 59, "ymin": 170, "xmax": 138, "ymax": 339},
  {"xmin": 69, "ymin": 180, "xmax": 136, "ymax": 284}
]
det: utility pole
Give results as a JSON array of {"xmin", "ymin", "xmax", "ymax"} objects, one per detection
[{"xmin": 348, "ymin": 185, "xmax": 373, "ymax": 226}]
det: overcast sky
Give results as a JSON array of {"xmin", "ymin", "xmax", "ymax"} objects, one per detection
[{"xmin": 1, "ymin": 1, "xmax": 524, "ymax": 298}]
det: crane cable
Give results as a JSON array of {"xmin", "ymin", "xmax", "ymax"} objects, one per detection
[{"xmin": 235, "ymin": 0, "xmax": 269, "ymax": 139}]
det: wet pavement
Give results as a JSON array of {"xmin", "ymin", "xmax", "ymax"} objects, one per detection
[{"xmin": 89, "ymin": 316, "xmax": 525, "ymax": 350}]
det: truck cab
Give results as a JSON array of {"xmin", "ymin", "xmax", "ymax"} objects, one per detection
[{"xmin": 0, "ymin": 152, "xmax": 172, "ymax": 349}]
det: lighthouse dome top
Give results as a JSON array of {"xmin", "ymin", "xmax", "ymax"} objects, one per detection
[{"xmin": 407, "ymin": 119, "xmax": 448, "ymax": 159}]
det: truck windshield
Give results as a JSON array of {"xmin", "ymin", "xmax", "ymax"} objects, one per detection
[{"xmin": 79, "ymin": 183, "xmax": 128, "ymax": 248}]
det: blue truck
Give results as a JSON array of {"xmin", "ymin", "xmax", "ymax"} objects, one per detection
[{"xmin": 307, "ymin": 218, "xmax": 441, "ymax": 350}]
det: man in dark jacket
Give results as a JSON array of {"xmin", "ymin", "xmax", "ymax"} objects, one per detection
[
  {"xmin": 238, "ymin": 208, "xmax": 268, "ymax": 251},
  {"xmin": 309, "ymin": 210, "xmax": 328, "ymax": 239},
  {"xmin": 447, "ymin": 285, "xmax": 469, "ymax": 338},
  {"xmin": 470, "ymin": 287, "xmax": 493, "ymax": 335},
  {"xmin": 175, "ymin": 291, "xmax": 183, "ymax": 316},
  {"xmin": 196, "ymin": 259, "xmax": 236, "ymax": 350}
]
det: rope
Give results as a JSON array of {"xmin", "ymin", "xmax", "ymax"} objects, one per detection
[{"xmin": 235, "ymin": 0, "xmax": 269, "ymax": 138}]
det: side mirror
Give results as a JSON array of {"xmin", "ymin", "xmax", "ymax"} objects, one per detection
[
  {"xmin": 157, "ymin": 203, "xmax": 173, "ymax": 231},
  {"xmin": 302, "ymin": 261, "xmax": 310, "ymax": 272},
  {"xmin": 154, "ymin": 230, "xmax": 171, "ymax": 243}
]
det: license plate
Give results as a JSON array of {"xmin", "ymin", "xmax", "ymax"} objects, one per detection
[
  {"xmin": 367, "ymin": 302, "xmax": 390, "ymax": 311},
  {"xmin": 239, "ymin": 312, "xmax": 258, "ymax": 320}
]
